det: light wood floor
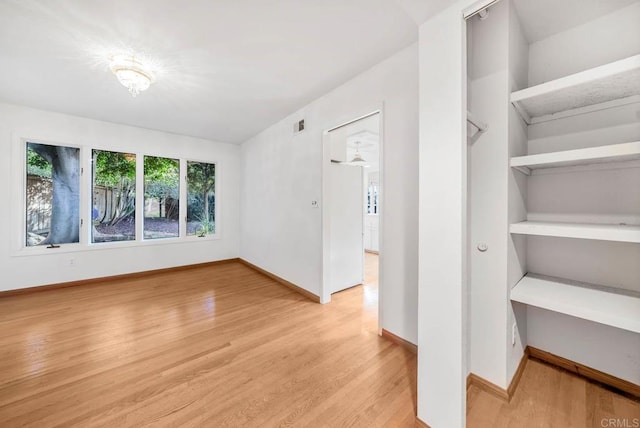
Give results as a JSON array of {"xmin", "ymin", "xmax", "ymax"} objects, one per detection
[
  {"xmin": 467, "ymin": 358, "xmax": 640, "ymax": 428},
  {"xmin": 0, "ymin": 256, "xmax": 418, "ymax": 427},
  {"xmin": 1, "ymin": 256, "xmax": 637, "ymax": 427}
]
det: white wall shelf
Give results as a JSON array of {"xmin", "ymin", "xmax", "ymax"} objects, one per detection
[
  {"xmin": 510, "ymin": 221, "xmax": 640, "ymax": 243},
  {"xmin": 511, "ymin": 274, "xmax": 640, "ymax": 334},
  {"xmin": 511, "ymin": 54, "xmax": 640, "ymax": 124},
  {"xmin": 510, "ymin": 141, "xmax": 640, "ymax": 175}
]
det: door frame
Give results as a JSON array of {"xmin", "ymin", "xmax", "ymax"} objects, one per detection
[{"xmin": 320, "ymin": 106, "xmax": 384, "ymax": 330}]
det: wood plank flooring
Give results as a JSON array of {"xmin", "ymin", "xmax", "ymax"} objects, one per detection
[
  {"xmin": 467, "ymin": 358, "xmax": 640, "ymax": 428},
  {"xmin": 1, "ymin": 255, "xmax": 637, "ymax": 427},
  {"xmin": 0, "ymin": 257, "xmax": 417, "ymax": 427}
]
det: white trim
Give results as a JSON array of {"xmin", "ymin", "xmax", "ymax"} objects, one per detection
[
  {"xmin": 321, "ymin": 107, "xmax": 383, "ymax": 317},
  {"xmin": 18, "ymin": 137, "xmax": 83, "ymax": 251},
  {"xmin": 135, "ymin": 152, "xmax": 144, "ymax": 242},
  {"xmin": 321, "ymin": 131, "xmax": 332, "ymax": 304},
  {"xmin": 463, "ymin": 0, "xmax": 502, "ymax": 19},
  {"xmin": 185, "ymin": 158, "xmax": 221, "ymax": 239},
  {"xmin": 325, "ymin": 110, "xmax": 381, "ymax": 133},
  {"xmin": 376, "ymin": 105, "xmax": 385, "ymax": 335},
  {"xmin": 141, "ymin": 154, "xmax": 181, "ymax": 241}
]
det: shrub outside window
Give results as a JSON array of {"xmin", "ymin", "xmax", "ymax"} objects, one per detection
[{"xmin": 187, "ymin": 161, "xmax": 216, "ymax": 237}]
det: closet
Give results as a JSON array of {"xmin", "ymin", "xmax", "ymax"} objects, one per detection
[{"xmin": 467, "ymin": 0, "xmax": 640, "ymax": 392}]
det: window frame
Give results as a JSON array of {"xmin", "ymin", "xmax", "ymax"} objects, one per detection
[
  {"xmin": 180, "ymin": 158, "xmax": 221, "ymax": 241},
  {"xmin": 14, "ymin": 137, "xmax": 85, "ymax": 256},
  {"xmin": 90, "ymin": 148, "xmax": 138, "ymax": 245},
  {"xmin": 11, "ymin": 135, "xmax": 222, "ymax": 257},
  {"xmin": 367, "ymin": 182, "xmax": 379, "ymax": 216},
  {"xmin": 142, "ymin": 154, "xmax": 182, "ymax": 242}
]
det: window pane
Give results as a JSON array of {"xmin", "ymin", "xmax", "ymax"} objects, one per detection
[
  {"xmin": 367, "ymin": 183, "xmax": 379, "ymax": 215},
  {"xmin": 187, "ymin": 161, "xmax": 215, "ymax": 236},
  {"xmin": 26, "ymin": 142, "xmax": 80, "ymax": 246},
  {"xmin": 144, "ymin": 156, "xmax": 179, "ymax": 239},
  {"xmin": 92, "ymin": 150, "xmax": 136, "ymax": 243}
]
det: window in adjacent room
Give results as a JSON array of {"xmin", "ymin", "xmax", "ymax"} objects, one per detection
[
  {"xmin": 143, "ymin": 156, "xmax": 180, "ymax": 239},
  {"xmin": 186, "ymin": 161, "xmax": 216, "ymax": 237},
  {"xmin": 91, "ymin": 149, "xmax": 136, "ymax": 243},
  {"xmin": 25, "ymin": 142, "xmax": 80, "ymax": 247},
  {"xmin": 367, "ymin": 183, "xmax": 379, "ymax": 215}
]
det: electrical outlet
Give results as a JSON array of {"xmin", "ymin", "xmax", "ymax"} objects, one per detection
[
  {"xmin": 69, "ymin": 257, "xmax": 76, "ymax": 267},
  {"xmin": 511, "ymin": 322, "xmax": 517, "ymax": 346}
]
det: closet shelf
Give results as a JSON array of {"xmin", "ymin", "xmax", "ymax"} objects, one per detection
[
  {"xmin": 511, "ymin": 274, "xmax": 640, "ymax": 334},
  {"xmin": 511, "ymin": 54, "xmax": 640, "ymax": 124},
  {"xmin": 510, "ymin": 141, "xmax": 640, "ymax": 174},
  {"xmin": 510, "ymin": 221, "xmax": 640, "ymax": 243}
]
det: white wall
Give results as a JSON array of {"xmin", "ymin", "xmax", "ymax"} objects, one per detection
[
  {"xmin": 418, "ymin": 3, "xmax": 468, "ymax": 427},
  {"xmin": 505, "ymin": 0, "xmax": 529, "ymax": 385},
  {"xmin": 467, "ymin": 0, "xmax": 529, "ymax": 390},
  {"xmin": 468, "ymin": 0, "xmax": 511, "ymax": 388},
  {"xmin": 527, "ymin": 2, "xmax": 640, "ymax": 85},
  {"xmin": 240, "ymin": 44, "xmax": 419, "ymax": 344},
  {"xmin": 522, "ymin": 4, "xmax": 640, "ymax": 384},
  {"xmin": 0, "ymin": 102, "xmax": 240, "ymax": 292},
  {"xmin": 527, "ymin": 307, "xmax": 640, "ymax": 383},
  {"xmin": 524, "ymin": 108, "xmax": 640, "ymax": 383}
]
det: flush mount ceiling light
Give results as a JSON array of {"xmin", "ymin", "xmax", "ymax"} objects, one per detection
[{"xmin": 109, "ymin": 53, "xmax": 156, "ymax": 97}]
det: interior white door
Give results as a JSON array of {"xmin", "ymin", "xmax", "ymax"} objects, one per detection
[{"xmin": 329, "ymin": 163, "xmax": 364, "ymax": 294}]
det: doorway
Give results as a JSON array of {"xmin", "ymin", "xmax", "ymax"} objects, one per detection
[{"xmin": 321, "ymin": 111, "xmax": 382, "ymax": 322}]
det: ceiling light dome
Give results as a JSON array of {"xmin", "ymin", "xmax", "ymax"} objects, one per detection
[
  {"xmin": 109, "ymin": 53, "xmax": 155, "ymax": 97},
  {"xmin": 349, "ymin": 141, "xmax": 369, "ymax": 167}
]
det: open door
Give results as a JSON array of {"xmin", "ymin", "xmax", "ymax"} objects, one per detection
[{"xmin": 329, "ymin": 162, "xmax": 364, "ymax": 293}]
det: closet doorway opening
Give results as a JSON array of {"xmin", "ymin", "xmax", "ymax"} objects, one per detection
[{"xmin": 321, "ymin": 111, "xmax": 382, "ymax": 327}]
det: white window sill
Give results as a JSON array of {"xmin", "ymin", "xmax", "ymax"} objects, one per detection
[{"xmin": 12, "ymin": 233, "xmax": 222, "ymax": 257}]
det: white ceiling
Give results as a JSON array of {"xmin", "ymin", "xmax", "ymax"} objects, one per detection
[
  {"xmin": 392, "ymin": 0, "xmax": 458, "ymax": 25},
  {"xmin": 2, "ymin": 1, "xmax": 633, "ymax": 144},
  {"xmin": 512, "ymin": 0, "xmax": 638, "ymax": 43},
  {"xmin": 0, "ymin": 0, "xmax": 420, "ymax": 143}
]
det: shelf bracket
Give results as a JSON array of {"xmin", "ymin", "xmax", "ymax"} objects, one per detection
[
  {"xmin": 510, "ymin": 101, "xmax": 532, "ymax": 125},
  {"xmin": 467, "ymin": 111, "xmax": 487, "ymax": 133},
  {"xmin": 512, "ymin": 165, "xmax": 531, "ymax": 176},
  {"xmin": 467, "ymin": 111, "xmax": 488, "ymax": 140}
]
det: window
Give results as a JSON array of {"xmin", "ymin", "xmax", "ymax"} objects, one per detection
[
  {"xmin": 26, "ymin": 142, "xmax": 80, "ymax": 246},
  {"xmin": 20, "ymin": 139, "xmax": 219, "ymax": 251},
  {"xmin": 144, "ymin": 156, "xmax": 180, "ymax": 239},
  {"xmin": 187, "ymin": 161, "xmax": 216, "ymax": 236},
  {"xmin": 91, "ymin": 150, "xmax": 136, "ymax": 243},
  {"xmin": 367, "ymin": 183, "xmax": 379, "ymax": 215}
]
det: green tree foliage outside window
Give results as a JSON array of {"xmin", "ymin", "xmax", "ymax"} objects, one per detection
[
  {"xmin": 24, "ymin": 142, "xmax": 218, "ymax": 248},
  {"xmin": 92, "ymin": 150, "xmax": 136, "ymax": 243},
  {"xmin": 144, "ymin": 156, "xmax": 180, "ymax": 239},
  {"xmin": 187, "ymin": 161, "xmax": 216, "ymax": 237}
]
